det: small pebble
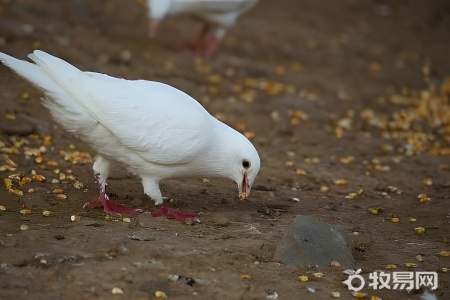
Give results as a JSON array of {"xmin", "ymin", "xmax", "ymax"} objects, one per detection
[
  {"xmin": 73, "ymin": 181, "xmax": 84, "ymax": 189},
  {"xmin": 351, "ymin": 292, "xmax": 367, "ymax": 298},
  {"xmin": 266, "ymin": 290, "xmax": 279, "ymax": 299},
  {"xmin": 70, "ymin": 215, "xmax": 80, "ymax": 222},
  {"xmin": 20, "ymin": 208, "xmax": 32, "ymax": 215},
  {"xmin": 154, "ymin": 290, "xmax": 167, "ymax": 299},
  {"xmin": 111, "ymin": 287, "xmax": 123, "ymax": 294},
  {"xmin": 42, "ymin": 210, "xmax": 52, "ymax": 217},
  {"xmin": 168, "ymin": 274, "xmax": 180, "ymax": 282},
  {"xmin": 330, "ymin": 260, "xmax": 341, "ymax": 267},
  {"xmin": 54, "ymin": 234, "xmax": 65, "ymax": 240},
  {"xmin": 331, "ymin": 291, "xmax": 340, "ymax": 298},
  {"xmin": 415, "ymin": 227, "xmax": 425, "ymax": 235}
]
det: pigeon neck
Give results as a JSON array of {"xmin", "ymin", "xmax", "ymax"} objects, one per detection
[{"xmin": 200, "ymin": 119, "xmax": 243, "ymax": 178}]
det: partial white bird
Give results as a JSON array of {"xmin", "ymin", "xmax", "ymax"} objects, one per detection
[
  {"xmin": 0, "ymin": 50, "xmax": 260, "ymax": 222},
  {"xmin": 146, "ymin": 0, "xmax": 259, "ymax": 55}
]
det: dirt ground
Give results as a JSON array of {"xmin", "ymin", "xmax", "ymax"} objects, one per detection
[{"xmin": 0, "ymin": 0, "xmax": 449, "ymax": 299}]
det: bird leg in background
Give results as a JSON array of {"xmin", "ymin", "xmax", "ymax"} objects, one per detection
[
  {"xmin": 178, "ymin": 23, "xmax": 210, "ymax": 52},
  {"xmin": 148, "ymin": 20, "xmax": 159, "ymax": 38},
  {"xmin": 83, "ymin": 172, "xmax": 143, "ymax": 215},
  {"xmin": 202, "ymin": 38, "xmax": 221, "ymax": 56},
  {"xmin": 151, "ymin": 203, "xmax": 200, "ymax": 223}
]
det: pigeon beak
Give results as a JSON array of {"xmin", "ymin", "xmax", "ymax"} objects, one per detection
[{"xmin": 239, "ymin": 173, "xmax": 251, "ymax": 200}]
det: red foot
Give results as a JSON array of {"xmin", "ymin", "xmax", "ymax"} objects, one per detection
[
  {"xmin": 177, "ymin": 40, "xmax": 202, "ymax": 52},
  {"xmin": 151, "ymin": 203, "xmax": 200, "ymax": 223},
  {"xmin": 177, "ymin": 39, "xmax": 219, "ymax": 57},
  {"xmin": 201, "ymin": 38, "xmax": 220, "ymax": 57},
  {"xmin": 83, "ymin": 190, "xmax": 142, "ymax": 215},
  {"xmin": 176, "ymin": 23, "xmax": 219, "ymax": 57}
]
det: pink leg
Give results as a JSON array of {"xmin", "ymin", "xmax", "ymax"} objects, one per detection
[
  {"xmin": 178, "ymin": 23, "xmax": 210, "ymax": 52},
  {"xmin": 83, "ymin": 173, "xmax": 143, "ymax": 215},
  {"xmin": 83, "ymin": 173, "xmax": 200, "ymax": 222},
  {"xmin": 83, "ymin": 189, "xmax": 143, "ymax": 215},
  {"xmin": 201, "ymin": 38, "xmax": 221, "ymax": 56},
  {"xmin": 151, "ymin": 203, "xmax": 200, "ymax": 223},
  {"xmin": 148, "ymin": 20, "xmax": 159, "ymax": 38}
]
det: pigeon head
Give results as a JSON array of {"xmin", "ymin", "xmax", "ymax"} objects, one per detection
[
  {"xmin": 204, "ymin": 119, "xmax": 260, "ymax": 200},
  {"xmin": 236, "ymin": 152, "xmax": 260, "ymax": 200},
  {"xmin": 221, "ymin": 130, "xmax": 260, "ymax": 200}
]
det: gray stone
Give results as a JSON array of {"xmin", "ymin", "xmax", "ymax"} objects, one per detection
[{"xmin": 273, "ymin": 215, "xmax": 355, "ymax": 268}]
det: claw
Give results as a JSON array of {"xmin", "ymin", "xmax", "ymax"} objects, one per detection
[
  {"xmin": 151, "ymin": 203, "xmax": 200, "ymax": 223},
  {"xmin": 84, "ymin": 174, "xmax": 142, "ymax": 215}
]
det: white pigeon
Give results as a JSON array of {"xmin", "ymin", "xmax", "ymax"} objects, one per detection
[
  {"xmin": 146, "ymin": 0, "xmax": 259, "ymax": 55},
  {"xmin": 0, "ymin": 50, "xmax": 260, "ymax": 221}
]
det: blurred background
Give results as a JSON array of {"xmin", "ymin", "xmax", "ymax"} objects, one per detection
[{"xmin": 0, "ymin": 0, "xmax": 449, "ymax": 299}]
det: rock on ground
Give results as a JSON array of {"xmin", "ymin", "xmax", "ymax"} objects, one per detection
[{"xmin": 273, "ymin": 215, "xmax": 355, "ymax": 268}]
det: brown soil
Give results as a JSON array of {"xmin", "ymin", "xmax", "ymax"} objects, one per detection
[{"xmin": 0, "ymin": 0, "xmax": 449, "ymax": 299}]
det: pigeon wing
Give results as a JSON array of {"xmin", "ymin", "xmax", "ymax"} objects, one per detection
[
  {"xmin": 82, "ymin": 75, "xmax": 213, "ymax": 165},
  {"xmin": 27, "ymin": 51, "xmax": 212, "ymax": 165}
]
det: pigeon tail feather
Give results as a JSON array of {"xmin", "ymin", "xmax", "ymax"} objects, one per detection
[
  {"xmin": 0, "ymin": 52, "xmax": 57, "ymax": 93},
  {"xmin": 0, "ymin": 51, "xmax": 98, "ymax": 134}
]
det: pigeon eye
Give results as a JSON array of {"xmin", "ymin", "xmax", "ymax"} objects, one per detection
[{"xmin": 242, "ymin": 160, "xmax": 250, "ymax": 169}]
